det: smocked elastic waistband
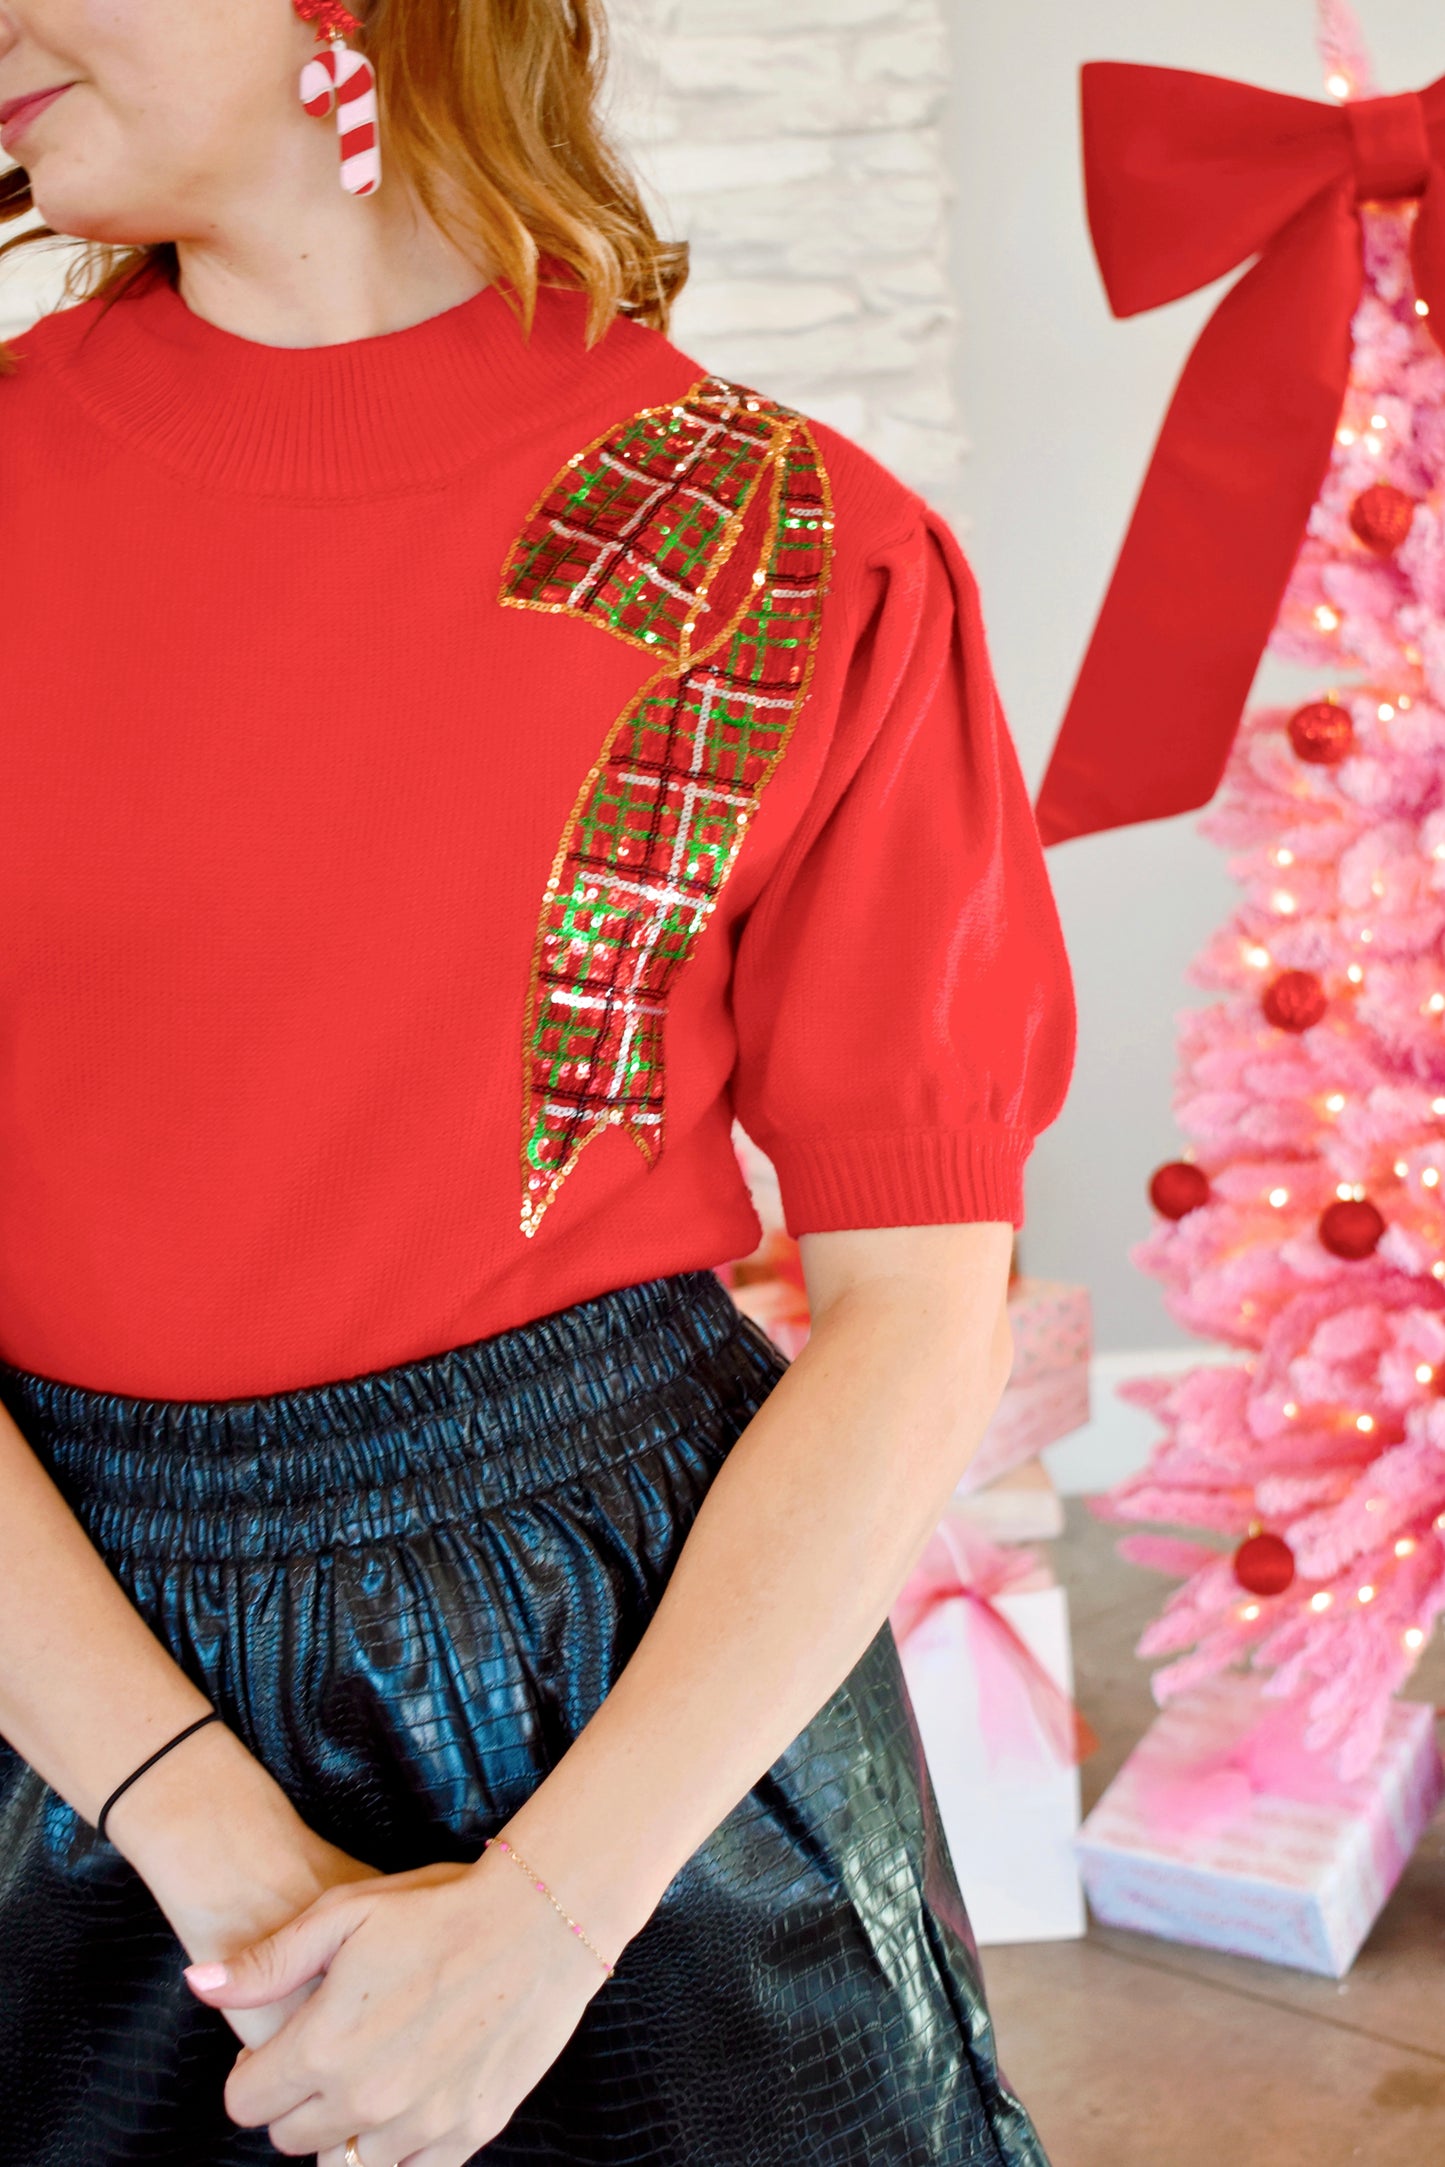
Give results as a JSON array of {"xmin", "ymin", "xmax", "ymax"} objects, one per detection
[{"xmin": 0, "ymin": 1269, "xmax": 762, "ymax": 1560}]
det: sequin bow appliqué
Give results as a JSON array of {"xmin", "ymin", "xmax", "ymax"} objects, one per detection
[{"xmin": 502, "ymin": 376, "xmax": 834, "ymax": 1240}]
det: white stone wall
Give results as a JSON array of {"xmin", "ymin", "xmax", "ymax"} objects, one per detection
[
  {"xmin": 0, "ymin": 222, "xmax": 73, "ymax": 338},
  {"xmin": 607, "ymin": 0, "xmax": 964, "ymax": 517}
]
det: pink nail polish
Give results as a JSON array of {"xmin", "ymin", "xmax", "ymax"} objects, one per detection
[{"xmin": 184, "ymin": 1962, "xmax": 229, "ymax": 1990}]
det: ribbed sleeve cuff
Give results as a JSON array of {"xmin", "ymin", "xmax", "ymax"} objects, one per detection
[{"xmin": 764, "ymin": 1126, "xmax": 1033, "ymax": 1235}]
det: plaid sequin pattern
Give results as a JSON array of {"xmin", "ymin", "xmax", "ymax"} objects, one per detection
[{"xmin": 501, "ymin": 377, "xmax": 835, "ymax": 1239}]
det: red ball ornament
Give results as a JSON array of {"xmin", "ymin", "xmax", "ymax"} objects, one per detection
[
  {"xmin": 1149, "ymin": 1160, "xmax": 1212, "ymax": 1220},
  {"xmin": 1287, "ymin": 700, "xmax": 1355, "ymax": 766},
  {"xmin": 1233, "ymin": 1532, "xmax": 1297, "ymax": 1598},
  {"xmin": 1263, "ymin": 970, "xmax": 1328, "ymax": 1034},
  {"xmin": 1349, "ymin": 482, "xmax": 1417, "ymax": 556},
  {"xmin": 1319, "ymin": 1196, "xmax": 1386, "ymax": 1260}
]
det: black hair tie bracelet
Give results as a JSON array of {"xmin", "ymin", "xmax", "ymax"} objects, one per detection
[{"xmin": 95, "ymin": 1711, "xmax": 223, "ymax": 1845}]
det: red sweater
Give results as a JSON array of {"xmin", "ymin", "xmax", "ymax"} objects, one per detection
[{"xmin": 1, "ymin": 261, "xmax": 1075, "ymax": 1398}]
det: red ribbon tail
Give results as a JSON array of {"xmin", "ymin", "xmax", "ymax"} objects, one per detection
[{"xmin": 1034, "ymin": 181, "xmax": 1359, "ymax": 848}]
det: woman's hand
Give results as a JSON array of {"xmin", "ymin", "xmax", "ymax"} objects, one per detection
[
  {"xmin": 106, "ymin": 1723, "xmax": 383, "ymax": 2053},
  {"xmin": 157, "ymin": 1816, "xmax": 381, "ymax": 2052},
  {"xmin": 182, "ymin": 1849, "xmax": 610, "ymax": 2164}
]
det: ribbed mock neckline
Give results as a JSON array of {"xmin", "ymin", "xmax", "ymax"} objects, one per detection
[{"xmin": 47, "ymin": 259, "xmax": 641, "ymax": 499}]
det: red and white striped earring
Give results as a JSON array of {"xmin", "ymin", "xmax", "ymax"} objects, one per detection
[{"xmin": 293, "ymin": 0, "xmax": 382, "ymax": 199}]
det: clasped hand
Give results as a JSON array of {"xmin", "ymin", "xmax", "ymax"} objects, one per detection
[{"xmin": 184, "ymin": 1852, "xmax": 607, "ymax": 2167}]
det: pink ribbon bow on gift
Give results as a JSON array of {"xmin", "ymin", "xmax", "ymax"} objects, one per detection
[
  {"xmin": 891, "ymin": 1518, "xmax": 1099, "ymax": 1768},
  {"xmin": 1130, "ymin": 1694, "xmax": 1373, "ymax": 1841}
]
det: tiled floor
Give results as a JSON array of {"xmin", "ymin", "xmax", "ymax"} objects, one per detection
[{"xmin": 980, "ymin": 1503, "xmax": 1445, "ymax": 2166}]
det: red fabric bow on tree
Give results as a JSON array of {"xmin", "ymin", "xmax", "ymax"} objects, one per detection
[{"xmin": 1033, "ymin": 61, "xmax": 1445, "ymax": 849}]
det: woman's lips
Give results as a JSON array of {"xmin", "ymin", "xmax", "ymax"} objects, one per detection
[{"xmin": 0, "ymin": 82, "xmax": 74, "ymax": 152}]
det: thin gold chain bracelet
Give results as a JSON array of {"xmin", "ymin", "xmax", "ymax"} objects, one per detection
[{"xmin": 484, "ymin": 1835, "xmax": 615, "ymax": 1979}]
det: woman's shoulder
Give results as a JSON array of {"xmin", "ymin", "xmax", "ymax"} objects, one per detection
[
  {"xmin": 577, "ymin": 304, "xmax": 934, "ymax": 576},
  {"xmin": 1, "ymin": 288, "xmax": 106, "ymax": 374},
  {"xmin": 0, "ymin": 292, "xmax": 122, "ymax": 462}
]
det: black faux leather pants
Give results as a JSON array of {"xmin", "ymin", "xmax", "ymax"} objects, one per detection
[{"xmin": 0, "ymin": 1267, "xmax": 1050, "ymax": 2166}]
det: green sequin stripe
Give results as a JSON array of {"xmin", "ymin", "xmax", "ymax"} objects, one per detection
[
  {"xmin": 500, "ymin": 377, "xmax": 800, "ymax": 664},
  {"xmin": 519, "ymin": 421, "xmax": 835, "ymax": 1239}
]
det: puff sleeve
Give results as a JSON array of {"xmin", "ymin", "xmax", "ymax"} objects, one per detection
[{"xmin": 728, "ymin": 503, "xmax": 1076, "ymax": 1234}]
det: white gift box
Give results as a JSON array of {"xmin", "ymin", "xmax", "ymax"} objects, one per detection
[
  {"xmin": 1076, "ymin": 1673, "xmax": 1445, "ymax": 1978},
  {"xmin": 951, "ymin": 1458, "xmax": 1066, "ymax": 1544},
  {"xmin": 895, "ymin": 1557, "xmax": 1087, "ymax": 1946}
]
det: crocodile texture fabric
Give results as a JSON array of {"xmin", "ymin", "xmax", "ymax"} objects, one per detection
[{"xmin": 0, "ymin": 1267, "xmax": 1050, "ymax": 2167}]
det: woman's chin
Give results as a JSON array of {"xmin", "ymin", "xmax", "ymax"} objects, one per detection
[{"xmin": 29, "ymin": 187, "xmax": 159, "ymax": 251}]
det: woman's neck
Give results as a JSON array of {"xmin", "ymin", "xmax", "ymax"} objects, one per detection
[{"xmin": 172, "ymin": 181, "xmax": 493, "ymax": 352}]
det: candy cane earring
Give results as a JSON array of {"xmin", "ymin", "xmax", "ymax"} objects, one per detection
[{"xmin": 293, "ymin": 0, "xmax": 382, "ymax": 198}]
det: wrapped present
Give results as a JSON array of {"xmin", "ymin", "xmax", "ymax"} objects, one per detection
[
  {"xmin": 1006, "ymin": 1275, "xmax": 1093, "ymax": 1379},
  {"xmin": 892, "ymin": 1516, "xmax": 1094, "ymax": 1946},
  {"xmin": 951, "ymin": 1458, "xmax": 1065, "ymax": 1544},
  {"xmin": 1076, "ymin": 1672, "xmax": 1445, "ymax": 1978},
  {"xmin": 957, "ymin": 1277, "xmax": 1093, "ymax": 1495}
]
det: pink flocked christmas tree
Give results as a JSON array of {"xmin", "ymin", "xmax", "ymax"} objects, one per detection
[{"xmin": 1102, "ymin": 6, "xmax": 1445, "ymax": 1780}]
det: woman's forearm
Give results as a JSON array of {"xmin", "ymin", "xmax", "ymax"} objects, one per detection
[
  {"xmin": 494, "ymin": 1222, "xmax": 1015, "ymax": 1961},
  {"xmin": 0, "ymin": 1403, "xmax": 325, "ymax": 1916}
]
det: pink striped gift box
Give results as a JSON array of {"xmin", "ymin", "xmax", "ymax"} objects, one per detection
[{"xmin": 1076, "ymin": 1673, "xmax": 1445, "ymax": 1978}]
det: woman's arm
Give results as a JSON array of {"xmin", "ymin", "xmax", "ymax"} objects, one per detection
[
  {"xmin": 500, "ymin": 1218, "xmax": 1016, "ymax": 1946},
  {"xmin": 203, "ymin": 1220, "xmax": 1016, "ymax": 2160},
  {"xmin": 0, "ymin": 1405, "xmax": 373, "ymax": 2021}
]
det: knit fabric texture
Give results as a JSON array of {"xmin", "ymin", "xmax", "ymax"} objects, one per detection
[{"xmin": 0, "ymin": 261, "xmax": 1076, "ymax": 1396}]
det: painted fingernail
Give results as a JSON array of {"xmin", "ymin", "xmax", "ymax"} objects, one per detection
[{"xmin": 183, "ymin": 1962, "xmax": 229, "ymax": 1990}]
